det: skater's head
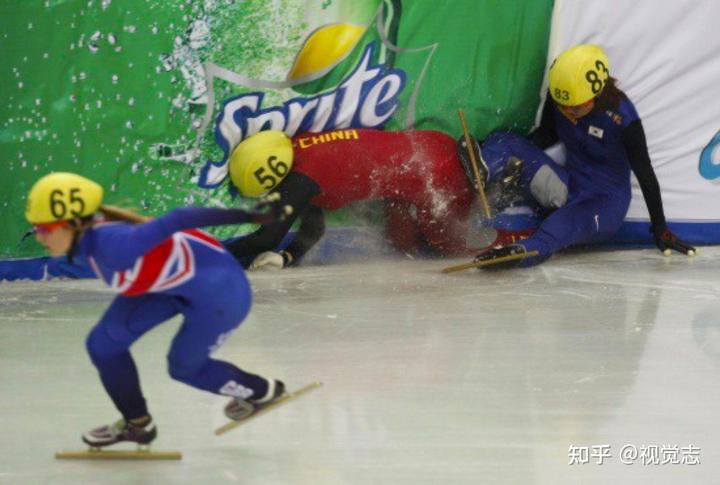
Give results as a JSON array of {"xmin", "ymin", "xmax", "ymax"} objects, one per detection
[
  {"xmin": 548, "ymin": 44, "xmax": 621, "ymax": 119},
  {"xmin": 31, "ymin": 219, "xmax": 75, "ymax": 256},
  {"xmin": 229, "ymin": 130, "xmax": 294, "ymax": 198},
  {"xmin": 26, "ymin": 172, "xmax": 103, "ymax": 255},
  {"xmin": 26, "ymin": 172, "xmax": 148, "ymax": 256}
]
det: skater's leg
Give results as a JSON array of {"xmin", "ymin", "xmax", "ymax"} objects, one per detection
[
  {"xmin": 86, "ymin": 294, "xmax": 179, "ymax": 420},
  {"xmin": 167, "ymin": 323, "xmax": 271, "ymax": 399},
  {"xmin": 482, "ymin": 131, "xmax": 569, "ymax": 209},
  {"xmin": 415, "ymin": 197, "xmax": 473, "ymax": 256},
  {"xmin": 384, "ymin": 199, "xmax": 424, "ymax": 253},
  {"xmin": 517, "ymin": 194, "xmax": 629, "ymax": 266},
  {"xmin": 83, "ymin": 295, "xmax": 179, "ymax": 446},
  {"xmin": 166, "ymin": 281, "xmax": 276, "ymax": 402}
]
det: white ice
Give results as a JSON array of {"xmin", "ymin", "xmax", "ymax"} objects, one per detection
[{"xmin": 1, "ymin": 247, "xmax": 719, "ymax": 484}]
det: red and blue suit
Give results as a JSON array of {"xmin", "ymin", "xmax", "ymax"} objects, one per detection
[{"xmin": 77, "ymin": 207, "xmax": 271, "ymax": 420}]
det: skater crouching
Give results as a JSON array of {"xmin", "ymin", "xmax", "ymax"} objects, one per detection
[{"xmin": 25, "ymin": 172, "xmax": 291, "ymax": 448}]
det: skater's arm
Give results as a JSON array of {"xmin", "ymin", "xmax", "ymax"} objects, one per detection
[
  {"xmin": 621, "ymin": 119, "xmax": 666, "ymax": 229},
  {"xmin": 623, "ymin": 120, "xmax": 695, "ymax": 255},
  {"xmin": 89, "ymin": 206, "xmax": 282, "ymax": 270},
  {"xmin": 148, "ymin": 206, "xmax": 273, "ymax": 233},
  {"xmin": 528, "ymin": 96, "xmax": 559, "ymax": 149},
  {"xmin": 282, "ymin": 205, "xmax": 325, "ymax": 265},
  {"xmin": 225, "ymin": 172, "xmax": 321, "ymax": 260}
]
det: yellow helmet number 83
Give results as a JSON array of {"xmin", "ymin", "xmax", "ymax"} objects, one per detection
[{"xmin": 549, "ymin": 44, "xmax": 610, "ymax": 107}]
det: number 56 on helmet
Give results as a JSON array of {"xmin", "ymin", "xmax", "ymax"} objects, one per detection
[
  {"xmin": 25, "ymin": 172, "xmax": 103, "ymax": 224},
  {"xmin": 228, "ymin": 130, "xmax": 294, "ymax": 198}
]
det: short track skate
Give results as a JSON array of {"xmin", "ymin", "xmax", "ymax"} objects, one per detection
[{"xmin": 215, "ymin": 381, "xmax": 323, "ymax": 436}]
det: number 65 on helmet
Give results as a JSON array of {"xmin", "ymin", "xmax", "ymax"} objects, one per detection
[
  {"xmin": 25, "ymin": 172, "xmax": 103, "ymax": 224},
  {"xmin": 228, "ymin": 130, "xmax": 294, "ymax": 198}
]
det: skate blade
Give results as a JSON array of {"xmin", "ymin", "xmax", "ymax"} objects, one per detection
[
  {"xmin": 215, "ymin": 381, "xmax": 323, "ymax": 436},
  {"xmin": 441, "ymin": 250, "xmax": 539, "ymax": 273},
  {"xmin": 55, "ymin": 447, "xmax": 182, "ymax": 460}
]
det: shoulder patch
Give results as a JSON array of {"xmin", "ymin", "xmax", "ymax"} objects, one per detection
[{"xmin": 605, "ymin": 110, "xmax": 623, "ymax": 125}]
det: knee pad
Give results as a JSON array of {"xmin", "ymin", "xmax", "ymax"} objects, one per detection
[{"xmin": 529, "ymin": 165, "xmax": 568, "ymax": 209}]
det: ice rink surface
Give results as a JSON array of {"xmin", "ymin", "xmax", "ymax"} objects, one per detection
[{"xmin": 1, "ymin": 246, "xmax": 719, "ymax": 485}]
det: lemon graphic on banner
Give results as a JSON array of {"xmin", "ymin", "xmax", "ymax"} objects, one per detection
[{"xmin": 288, "ymin": 23, "xmax": 367, "ymax": 94}]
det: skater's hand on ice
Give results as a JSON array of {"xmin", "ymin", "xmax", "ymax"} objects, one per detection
[
  {"xmin": 249, "ymin": 251, "xmax": 292, "ymax": 271},
  {"xmin": 249, "ymin": 193, "xmax": 293, "ymax": 225},
  {"xmin": 652, "ymin": 224, "xmax": 696, "ymax": 256}
]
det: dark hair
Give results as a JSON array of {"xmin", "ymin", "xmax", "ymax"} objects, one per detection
[{"xmin": 592, "ymin": 77, "xmax": 625, "ymax": 113}]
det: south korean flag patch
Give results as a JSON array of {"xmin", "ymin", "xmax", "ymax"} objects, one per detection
[{"xmin": 588, "ymin": 125, "xmax": 604, "ymax": 139}]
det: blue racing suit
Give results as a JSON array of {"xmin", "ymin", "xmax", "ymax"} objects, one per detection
[
  {"xmin": 76, "ymin": 207, "xmax": 269, "ymax": 420},
  {"xmin": 482, "ymin": 93, "xmax": 667, "ymax": 265}
]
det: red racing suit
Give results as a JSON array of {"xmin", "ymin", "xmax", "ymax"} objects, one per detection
[{"xmin": 225, "ymin": 128, "xmax": 476, "ymax": 263}]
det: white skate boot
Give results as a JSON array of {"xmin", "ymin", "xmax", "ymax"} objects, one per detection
[
  {"xmin": 82, "ymin": 417, "xmax": 157, "ymax": 448},
  {"xmin": 224, "ymin": 379, "xmax": 286, "ymax": 421}
]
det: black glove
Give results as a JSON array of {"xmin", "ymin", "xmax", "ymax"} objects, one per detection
[
  {"xmin": 248, "ymin": 193, "xmax": 293, "ymax": 225},
  {"xmin": 651, "ymin": 224, "xmax": 696, "ymax": 255},
  {"xmin": 473, "ymin": 244, "xmax": 527, "ymax": 270}
]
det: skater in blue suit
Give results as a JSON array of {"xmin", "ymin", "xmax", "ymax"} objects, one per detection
[
  {"xmin": 474, "ymin": 44, "xmax": 694, "ymax": 268},
  {"xmin": 25, "ymin": 172, "xmax": 291, "ymax": 447}
]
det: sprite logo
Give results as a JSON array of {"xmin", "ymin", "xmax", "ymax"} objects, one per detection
[{"xmin": 198, "ymin": 43, "xmax": 406, "ymax": 188}]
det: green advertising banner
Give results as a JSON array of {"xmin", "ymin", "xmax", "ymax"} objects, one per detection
[{"xmin": 0, "ymin": 0, "xmax": 553, "ymax": 259}]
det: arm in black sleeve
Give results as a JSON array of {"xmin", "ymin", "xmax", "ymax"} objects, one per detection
[
  {"xmin": 621, "ymin": 119, "xmax": 666, "ymax": 229},
  {"xmin": 224, "ymin": 171, "xmax": 321, "ymax": 259},
  {"xmin": 528, "ymin": 95, "xmax": 559, "ymax": 149},
  {"xmin": 284, "ymin": 205, "xmax": 325, "ymax": 264}
]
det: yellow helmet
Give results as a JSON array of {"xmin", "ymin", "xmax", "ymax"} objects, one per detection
[
  {"xmin": 25, "ymin": 172, "xmax": 103, "ymax": 224},
  {"xmin": 548, "ymin": 44, "xmax": 610, "ymax": 106},
  {"xmin": 228, "ymin": 130, "xmax": 294, "ymax": 198}
]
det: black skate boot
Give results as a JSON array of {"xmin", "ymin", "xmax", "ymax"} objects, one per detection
[
  {"xmin": 224, "ymin": 379, "xmax": 286, "ymax": 421},
  {"xmin": 475, "ymin": 228, "xmax": 536, "ymax": 257},
  {"xmin": 82, "ymin": 416, "xmax": 157, "ymax": 448},
  {"xmin": 457, "ymin": 135, "xmax": 489, "ymax": 191},
  {"xmin": 473, "ymin": 244, "xmax": 529, "ymax": 270},
  {"xmin": 486, "ymin": 156, "xmax": 525, "ymax": 213},
  {"xmin": 499, "ymin": 156, "xmax": 523, "ymax": 189}
]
